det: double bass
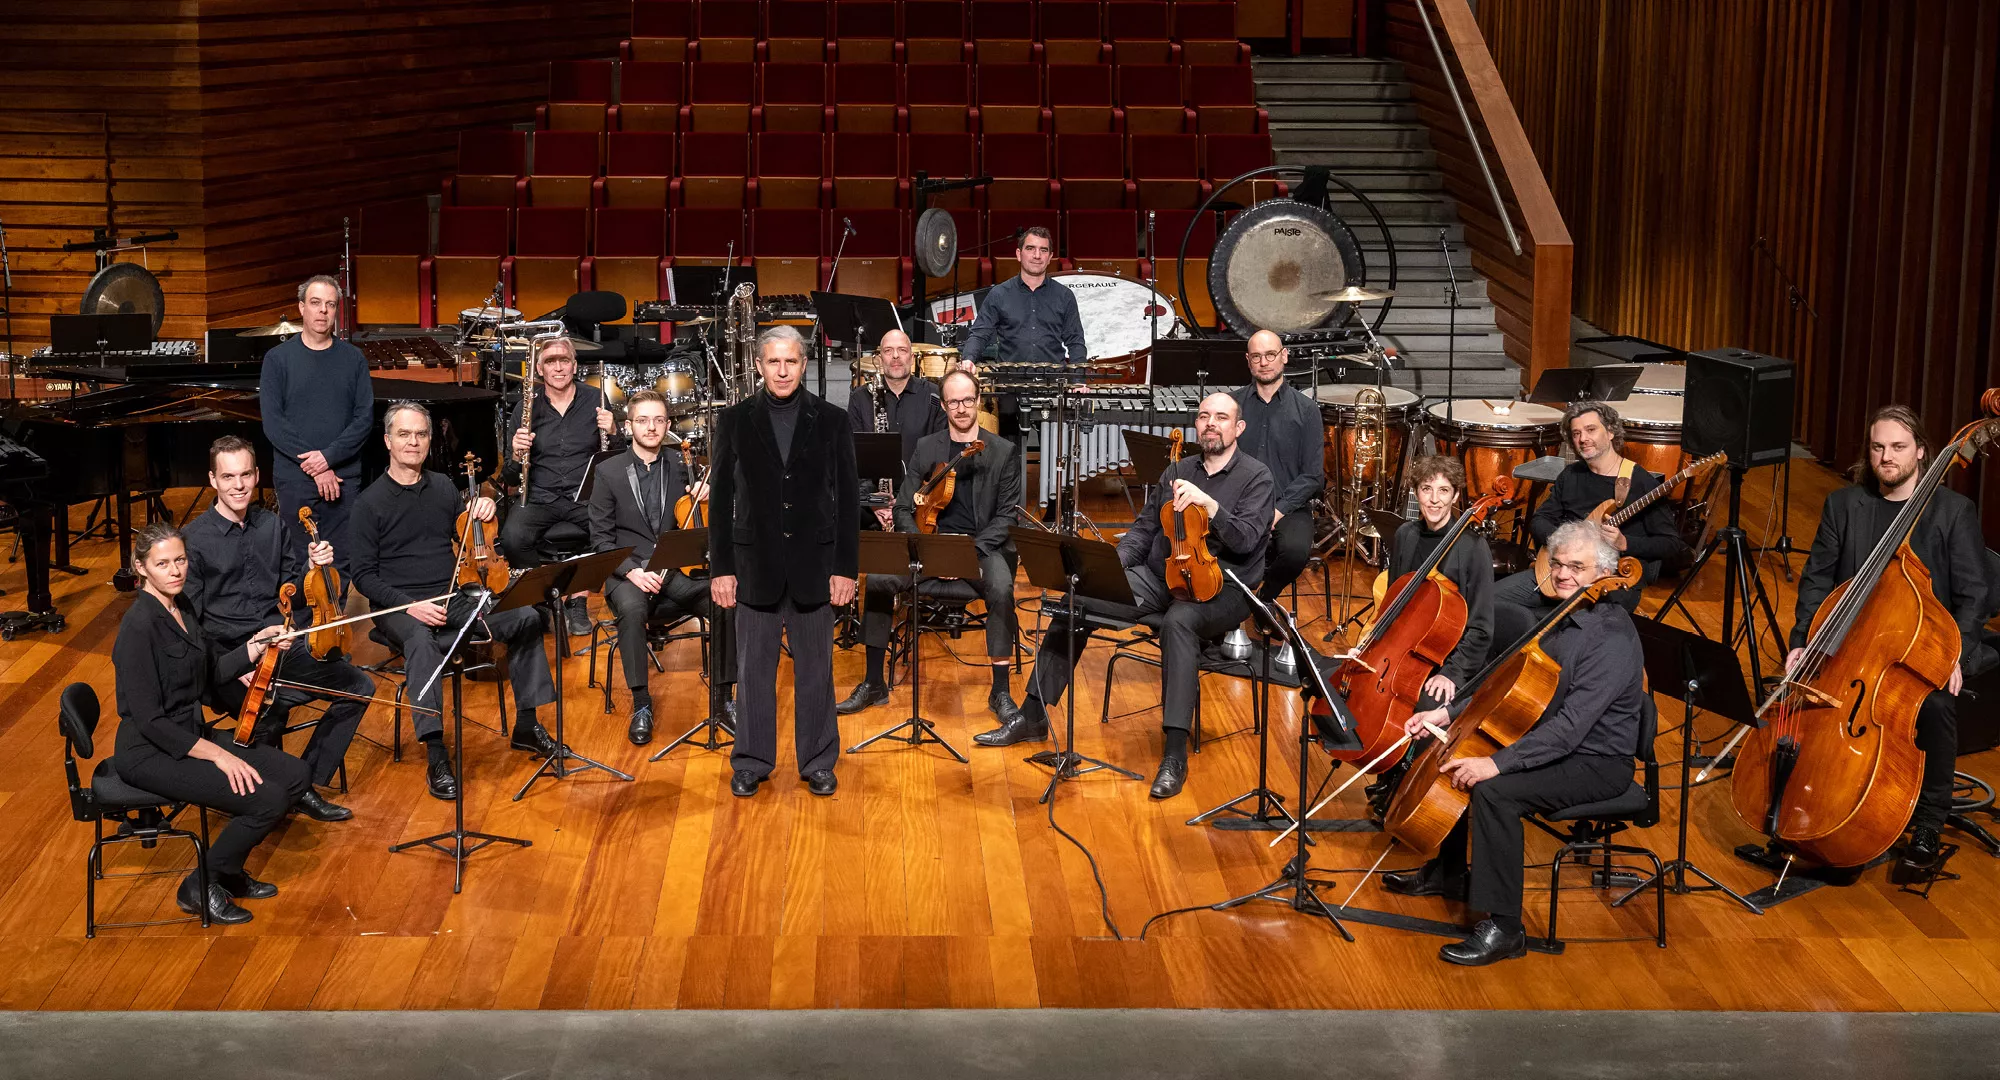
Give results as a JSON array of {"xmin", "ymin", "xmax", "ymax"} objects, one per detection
[
  {"xmin": 1322, "ymin": 492, "xmax": 1507, "ymax": 772},
  {"xmin": 1732, "ymin": 411, "xmax": 2000, "ymax": 868},
  {"xmin": 912, "ymin": 439, "xmax": 985, "ymax": 534},
  {"xmin": 1160, "ymin": 429, "xmax": 1223, "ymax": 602},
  {"xmin": 1381, "ymin": 556, "xmax": 1643, "ymax": 855}
]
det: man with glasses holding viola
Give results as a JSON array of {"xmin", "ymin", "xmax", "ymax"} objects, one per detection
[{"xmin": 1230, "ymin": 329, "xmax": 1325, "ymax": 602}]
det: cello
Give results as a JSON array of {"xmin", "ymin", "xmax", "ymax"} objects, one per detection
[
  {"xmin": 1160, "ymin": 429, "xmax": 1223, "ymax": 602},
  {"xmin": 1320, "ymin": 491, "xmax": 1508, "ymax": 772},
  {"xmin": 912, "ymin": 439, "xmax": 985, "ymax": 534},
  {"xmin": 1731, "ymin": 411, "xmax": 2000, "ymax": 868},
  {"xmin": 1379, "ymin": 556, "xmax": 1644, "ymax": 855},
  {"xmin": 296, "ymin": 507, "xmax": 350, "ymax": 661}
]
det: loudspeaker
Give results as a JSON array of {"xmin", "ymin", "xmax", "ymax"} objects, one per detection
[{"xmin": 1684, "ymin": 348, "xmax": 1795, "ymax": 467}]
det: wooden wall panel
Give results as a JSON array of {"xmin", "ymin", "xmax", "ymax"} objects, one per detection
[{"xmin": 1472, "ymin": 0, "xmax": 2000, "ymax": 532}]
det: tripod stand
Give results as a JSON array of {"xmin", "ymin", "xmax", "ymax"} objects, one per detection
[
  {"xmin": 644, "ymin": 527, "xmax": 739, "ymax": 759},
  {"xmin": 845, "ymin": 531, "xmax": 973, "ymax": 762},
  {"xmin": 1653, "ymin": 463, "xmax": 1786, "ymax": 696},
  {"xmin": 511, "ymin": 550, "xmax": 636, "ymax": 800},
  {"xmin": 1188, "ymin": 578, "xmax": 1297, "ymax": 831}
]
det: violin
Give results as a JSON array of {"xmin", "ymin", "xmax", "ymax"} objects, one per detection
[
  {"xmin": 913, "ymin": 439, "xmax": 985, "ymax": 534},
  {"xmin": 1379, "ymin": 556, "xmax": 1643, "ymax": 856},
  {"xmin": 1534, "ymin": 451, "xmax": 1727, "ymax": 597},
  {"xmin": 1160, "ymin": 429, "xmax": 1223, "ymax": 602},
  {"xmin": 233, "ymin": 583, "xmax": 297, "ymax": 747},
  {"xmin": 1321, "ymin": 492, "xmax": 1507, "ymax": 773},
  {"xmin": 453, "ymin": 452, "xmax": 511, "ymax": 592},
  {"xmin": 1732, "ymin": 413, "xmax": 2000, "ymax": 868},
  {"xmin": 296, "ymin": 507, "xmax": 349, "ymax": 661}
]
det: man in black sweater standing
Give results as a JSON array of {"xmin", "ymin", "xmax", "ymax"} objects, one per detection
[
  {"xmin": 708, "ymin": 326, "xmax": 859, "ymax": 799},
  {"xmin": 501, "ymin": 335, "xmax": 620, "ymax": 637},
  {"xmin": 1231, "ymin": 329, "xmax": 1325, "ymax": 601},
  {"xmin": 259, "ymin": 274, "xmax": 374, "ymax": 588},
  {"xmin": 1788, "ymin": 405, "xmax": 1991, "ymax": 876},
  {"xmin": 349, "ymin": 401, "xmax": 562, "ymax": 801},
  {"xmin": 1489, "ymin": 401, "xmax": 1687, "ymax": 654}
]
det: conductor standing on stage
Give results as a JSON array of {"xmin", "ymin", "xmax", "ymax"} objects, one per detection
[{"xmin": 708, "ymin": 326, "xmax": 859, "ymax": 799}]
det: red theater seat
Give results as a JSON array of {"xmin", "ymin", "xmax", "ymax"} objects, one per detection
[
  {"xmin": 540, "ymin": 60, "xmax": 614, "ymax": 130},
  {"xmin": 602, "ymin": 132, "xmax": 676, "ymax": 208},
  {"xmin": 752, "ymin": 208, "xmax": 826, "ymax": 296},
  {"xmin": 981, "ymin": 132, "xmax": 1054, "ymax": 209},
  {"xmin": 1174, "ymin": 4, "xmax": 1251, "ymax": 65},
  {"xmin": 986, "ymin": 208, "xmax": 1062, "ymax": 282},
  {"xmin": 1048, "ymin": 64, "xmax": 1119, "ymax": 134},
  {"xmin": 905, "ymin": 132, "xmax": 977, "ymax": 208},
  {"xmin": 592, "ymin": 208, "xmax": 670, "ymax": 318},
  {"xmin": 626, "ymin": 0, "xmax": 693, "ymax": 62},
  {"xmin": 1116, "ymin": 64, "xmax": 1192, "ymax": 134},
  {"xmin": 356, "ymin": 199, "xmax": 430, "ymax": 327},
  {"xmin": 1065, "ymin": 209, "xmax": 1141, "ymax": 276},
  {"xmin": 1056, "ymin": 133, "xmax": 1132, "ymax": 209},
  {"xmin": 976, "ymin": 64, "xmax": 1047, "ymax": 134},
  {"xmin": 1149, "ymin": 209, "xmax": 1221, "ymax": 328},
  {"xmin": 831, "ymin": 1, "xmax": 897, "ymax": 64},
  {"xmin": 972, "ymin": 1, "xmax": 1038, "ymax": 64},
  {"xmin": 1203, "ymin": 133, "xmax": 1286, "ymax": 204},
  {"xmin": 1107, "ymin": 2, "xmax": 1177, "ymax": 64},
  {"xmin": 671, "ymin": 206, "xmax": 751, "ymax": 265},
  {"xmin": 827, "ymin": 208, "xmax": 908, "ymax": 303},
  {"xmin": 763, "ymin": 2, "xmax": 829, "ymax": 62},
  {"xmin": 1131, "ymin": 133, "xmax": 1207, "ymax": 209},
  {"xmin": 904, "ymin": 1, "xmax": 973, "ymax": 63},
  {"xmin": 527, "ymin": 130, "xmax": 601, "ymax": 207},
  {"xmin": 905, "ymin": 64, "xmax": 974, "ymax": 134},
  {"xmin": 693, "ymin": 0, "xmax": 759, "ymax": 62},
  {"xmin": 429, "ymin": 207, "xmax": 512, "ymax": 326},
  {"xmin": 757, "ymin": 62, "xmax": 831, "ymax": 132},
  {"xmin": 448, "ymin": 129, "xmax": 525, "ymax": 206},
  {"xmin": 512, "ymin": 207, "xmax": 590, "ymax": 319},
  {"xmin": 682, "ymin": 62, "xmax": 756, "ymax": 131},
  {"xmin": 832, "ymin": 63, "xmax": 900, "ymax": 133},
  {"xmin": 832, "ymin": 131, "xmax": 901, "ymax": 208},
  {"xmin": 1186, "ymin": 64, "xmax": 1267, "ymax": 134},
  {"xmin": 616, "ymin": 62, "xmax": 686, "ymax": 132},
  {"xmin": 673, "ymin": 131, "xmax": 752, "ymax": 207},
  {"xmin": 1040, "ymin": 1, "xmax": 1110, "ymax": 65},
  {"xmin": 755, "ymin": 131, "xmax": 828, "ymax": 208}
]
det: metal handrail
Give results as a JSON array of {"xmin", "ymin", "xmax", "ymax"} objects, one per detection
[{"xmin": 1414, "ymin": 0, "xmax": 1522, "ymax": 257}]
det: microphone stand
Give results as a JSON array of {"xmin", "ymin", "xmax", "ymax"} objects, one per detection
[
  {"xmin": 814, "ymin": 219, "xmax": 856, "ymax": 399},
  {"xmin": 1, "ymin": 216, "xmax": 16, "ymax": 398},
  {"xmin": 1749, "ymin": 236, "xmax": 1816, "ymax": 581},
  {"xmin": 1440, "ymin": 228, "xmax": 1456, "ymax": 408}
]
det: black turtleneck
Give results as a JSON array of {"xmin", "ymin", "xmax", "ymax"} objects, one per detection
[
  {"xmin": 1386, "ymin": 515, "xmax": 1496, "ymax": 690},
  {"xmin": 767, "ymin": 388, "xmax": 802, "ymax": 461}
]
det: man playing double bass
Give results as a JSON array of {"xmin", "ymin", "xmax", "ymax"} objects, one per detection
[
  {"xmin": 1389, "ymin": 521, "xmax": 1647, "ymax": 966},
  {"xmin": 1787, "ymin": 405, "xmax": 1991, "ymax": 876}
]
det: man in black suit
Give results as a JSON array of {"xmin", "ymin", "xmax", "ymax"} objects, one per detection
[
  {"xmin": 708, "ymin": 326, "xmax": 859, "ymax": 798},
  {"xmin": 588, "ymin": 390, "xmax": 735, "ymax": 746},
  {"xmin": 838, "ymin": 369, "xmax": 1025, "ymax": 722}
]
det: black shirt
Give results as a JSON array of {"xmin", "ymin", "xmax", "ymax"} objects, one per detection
[
  {"xmin": 350, "ymin": 469, "xmax": 464, "ymax": 608},
  {"xmin": 1793, "ymin": 484, "xmax": 1989, "ymax": 662},
  {"xmin": 767, "ymin": 388, "xmax": 803, "ymax": 461},
  {"xmin": 934, "ymin": 439, "xmax": 982, "ymax": 536},
  {"xmin": 1232, "ymin": 382, "xmax": 1326, "ymax": 515},
  {"xmin": 1120, "ymin": 450, "xmax": 1276, "ymax": 584},
  {"xmin": 845, "ymin": 376, "xmax": 945, "ymax": 465},
  {"xmin": 634, "ymin": 454, "xmax": 667, "ymax": 533},
  {"xmin": 259, "ymin": 335, "xmax": 375, "ymax": 487},
  {"xmin": 505, "ymin": 384, "xmax": 618, "ymax": 505},
  {"xmin": 112, "ymin": 590, "xmax": 256, "ymax": 762},
  {"xmin": 1386, "ymin": 518, "xmax": 1496, "ymax": 689},
  {"xmin": 960, "ymin": 275, "xmax": 1088, "ymax": 366},
  {"xmin": 1530, "ymin": 460, "xmax": 1686, "ymax": 581},
  {"xmin": 1487, "ymin": 603, "xmax": 1646, "ymax": 773},
  {"xmin": 182, "ymin": 503, "xmax": 300, "ymax": 646}
]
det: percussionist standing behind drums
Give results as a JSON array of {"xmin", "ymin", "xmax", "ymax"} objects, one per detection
[
  {"xmin": 1231, "ymin": 329, "xmax": 1324, "ymax": 601},
  {"xmin": 959, "ymin": 227, "xmax": 1087, "ymax": 368}
]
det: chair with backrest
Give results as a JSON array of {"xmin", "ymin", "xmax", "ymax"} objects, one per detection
[
  {"xmin": 592, "ymin": 207, "xmax": 670, "ymax": 317},
  {"xmin": 1131, "ymin": 133, "xmax": 1207, "ymax": 209},
  {"xmin": 904, "ymin": 132, "xmax": 977, "ymax": 208},
  {"xmin": 1116, "ymin": 64, "xmax": 1193, "ymax": 135},
  {"xmin": 905, "ymin": 63, "xmax": 975, "ymax": 134},
  {"xmin": 1065, "ymin": 208, "xmax": 1141, "ymax": 276},
  {"xmin": 1108, "ymin": 1, "xmax": 1177, "ymax": 64},
  {"xmin": 831, "ymin": 0, "xmax": 898, "ymax": 64},
  {"xmin": 616, "ymin": 61, "xmax": 687, "ymax": 132},
  {"xmin": 1186, "ymin": 64, "xmax": 1267, "ymax": 135},
  {"xmin": 832, "ymin": 131, "xmax": 902, "ymax": 208},
  {"xmin": 1203, "ymin": 132, "xmax": 1286, "ymax": 206},
  {"xmin": 1048, "ymin": 64, "xmax": 1120, "ymax": 135},
  {"xmin": 971, "ymin": 0, "xmax": 1038, "ymax": 63},
  {"xmin": 1040, "ymin": 1, "xmax": 1110, "ymax": 65},
  {"xmin": 426, "ymin": 206, "xmax": 512, "ymax": 327},
  {"xmin": 903, "ymin": 1, "xmax": 973, "ymax": 63},
  {"xmin": 980, "ymin": 131, "xmax": 1055, "ymax": 209},
  {"xmin": 1149, "ymin": 208, "xmax": 1219, "ymax": 329},
  {"xmin": 673, "ymin": 132, "xmax": 753, "ymax": 207},
  {"xmin": 60, "ymin": 682, "xmax": 213, "ymax": 937},
  {"xmin": 447, "ymin": 129, "xmax": 526, "ymax": 206},
  {"xmin": 826, "ymin": 207, "xmax": 908, "ymax": 302},
  {"xmin": 355, "ymin": 199, "xmax": 431, "ymax": 327},
  {"xmin": 758, "ymin": 62, "xmax": 832, "ymax": 132},
  {"xmin": 976, "ymin": 63, "xmax": 1048, "ymax": 134},
  {"xmin": 511, "ymin": 207, "xmax": 591, "ymax": 321},
  {"xmin": 752, "ymin": 207, "xmax": 827, "ymax": 296},
  {"xmin": 1174, "ymin": 3, "xmax": 1251, "ymax": 65},
  {"xmin": 526, "ymin": 130, "xmax": 602, "ymax": 207},
  {"xmin": 1532, "ymin": 693, "xmax": 1666, "ymax": 952},
  {"xmin": 681, "ymin": 61, "xmax": 757, "ymax": 131},
  {"xmin": 626, "ymin": 0, "xmax": 695, "ymax": 61},
  {"xmin": 693, "ymin": 0, "xmax": 760, "ymax": 61},
  {"xmin": 1056, "ymin": 133, "xmax": 1132, "ymax": 209},
  {"xmin": 540, "ymin": 60, "xmax": 615, "ymax": 130},
  {"xmin": 754, "ymin": 131, "xmax": 829, "ymax": 208},
  {"xmin": 832, "ymin": 63, "xmax": 901, "ymax": 133},
  {"xmin": 763, "ymin": 1, "xmax": 829, "ymax": 61},
  {"xmin": 602, "ymin": 131, "xmax": 676, "ymax": 208},
  {"xmin": 671, "ymin": 206, "xmax": 752, "ymax": 267}
]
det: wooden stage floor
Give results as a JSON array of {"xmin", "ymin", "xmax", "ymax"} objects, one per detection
[{"xmin": 3, "ymin": 456, "xmax": 1999, "ymax": 1013}]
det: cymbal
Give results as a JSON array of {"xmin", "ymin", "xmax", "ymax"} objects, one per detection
[
  {"xmin": 1314, "ymin": 286, "xmax": 1395, "ymax": 303},
  {"xmin": 237, "ymin": 319, "xmax": 306, "ymax": 338},
  {"xmin": 675, "ymin": 315, "xmax": 718, "ymax": 328}
]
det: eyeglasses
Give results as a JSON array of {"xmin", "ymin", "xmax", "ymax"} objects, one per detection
[
  {"xmin": 943, "ymin": 396, "xmax": 979, "ymax": 410},
  {"xmin": 1549, "ymin": 558, "xmax": 1594, "ymax": 577},
  {"xmin": 1247, "ymin": 350, "xmax": 1283, "ymax": 362},
  {"xmin": 631, "ymin": 415, "xmax": 669, "ymax": 427}
]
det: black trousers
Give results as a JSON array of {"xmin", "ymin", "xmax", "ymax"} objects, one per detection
[
  {"xmin": 1025, "ymin": 565, "xmax": 1251, "ymax": 732},
  {"xmin": 732, "ymin": 595, "xmax": 841, "ymax": 780},
  {"xmin": 1914, "ymin": 690, "xmax": 1959, "ymax": 832},
  {"xmin": 275, "ymin": 473, "xmax": 356, "ymax": 602},
  {"xmin": 862, "ymin": 550, "xmax": 1018, "ymax": 660},
  {"xmin": 1258, "ymin": 510, "xmax": 1314, "ymax": 601},
  {"xmin": 604, "ymin": 572, "xmax": 735, "ymax": 695},
  {"xmin": 1490, "ymin": 569, "xmax": 1643, "ymax": 659},
  {"xmin": 373, "ymin": 606, "xmax": 555, "ymax": 740},
  {"xmin": 211, "ymin": 641, "xmax": 372, "ymax": 787},
  {"xmin": 117, "ymin": 737, "xmax": 311, "ymax": 875},
  {"xmin": 1430, "ymin": 753, "xmax": 1634, "ymax": 918},
  {"xmin": 499, "ymin": 498, "xmax": 592, "ymax": 568}
]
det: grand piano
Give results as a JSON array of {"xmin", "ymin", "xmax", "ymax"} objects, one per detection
[{"xmin": 3, "ymin": 359, "xmax": 502, "ymax": 589}]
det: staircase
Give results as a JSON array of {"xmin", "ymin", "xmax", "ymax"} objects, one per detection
[{"xmin": 1254, "ymin": 56, "xmax": 1522, "ymax": 398}]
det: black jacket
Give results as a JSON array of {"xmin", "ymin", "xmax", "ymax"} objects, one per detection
[
  {"xmin": 588, "ymin": 446, "xmax": 694, "ymax": 579},
  {"xmin": 1530, "ymin": 460, "xmax": 1687, "ymax": 583},
  {"xmin": 1488, "ymin": 603, "xmax": 1646, "ymax": 774},
  {"xmin": 112, "ymin": 590, "xmax": 259, "ymax": 763},
  {"xmin": 709, "ymin": 389, "xmax": 860, "ymax": 608},
  {"xmin": 1386, "ymin": 518, "xmax": 1495, "ymax": 690},
  {"xmin": 1793, "ymin": 484, "xmax": 1990, "ymax": 670},
  {"xmin": 892, "ymin": 428, "xmax": 1022, "ymax": 558}
]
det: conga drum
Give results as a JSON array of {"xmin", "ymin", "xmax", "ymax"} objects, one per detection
[{"xmin": 1424, "ymin": 399, "xmax": 1566, "ymax": 500}]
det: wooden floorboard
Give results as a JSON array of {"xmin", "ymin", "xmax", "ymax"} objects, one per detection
[{"xmin": 4, "ymin": 457, "xmax": 1997, "ymax": 1011}]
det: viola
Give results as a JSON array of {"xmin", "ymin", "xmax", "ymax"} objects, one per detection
[
  {"xmin": 1160, "ymin": 429, "xmax": 1223, "ymax": 603},
  {"xmin": 913, "ymin": 439, "xmax": 985, "ymax": 534},
  {"xmin": 1320, "ymin": 492, "xmax": 1506, "ymax": 773},
  {"xmin": 453, "ymin": 452, "xmax": 511, "ymax": 592},
  {"xmin": 1380, "ymin": 556, "xmax": 1643, "ymax": 856},
  {"xmin": 1732, "ymin": 414, "xmax": 2000, "ymax": 868},
  {"xmin": 233, "ymin": 582, "xmax": 297, "ymax": 747},
  {"xmin": 296, "ymin": 507, "xmax": 350, "ymax": 661},
  {"xmin": 1534, "ymin": 451, "xmax": 1727, "ymax": 597}
]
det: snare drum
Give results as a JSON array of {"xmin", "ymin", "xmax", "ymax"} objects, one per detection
[
  {"xmin": 457, "ymin": 305, "xmax": 522, "ymax": 340},
  {"xmin": 1057, "ymin": 271, "xmax": 1174, "ymax": 385},
  {"xmin": 1316, "ymin": 385, "xmax": 1420, "ymax": 518},
  {"xmin": 1612, "ymin": 394, "xmax": 1693, "ymax": 499},
  {"xmin": 655, "ymin": 356, "xmax": 698, "ymax": 405},
  {"xmin": 1425, "ymin": 399, "xmax": 1566, "ymax": 500}
]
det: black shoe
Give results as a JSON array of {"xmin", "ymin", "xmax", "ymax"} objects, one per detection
[
  {"xmin": 176, "ymin": 874, "xmax": 253, "ymax": 924},
  {"xmin": 973, "ymin": 713, "xmax": 1049, "ymax": 747},
  {"xmin": 731, "ymin": 769, "xmax": 763, "ymax": 798},
  {"xmin": 216, "ymin": 872, "xmax": 279, "ymax": 900},
  {"xmin": 427, "ymin": 753, "xmax": 459, "ymax": 801},
  {"xmin": 564, "ymin": 596, "xmax": 594, "ymax": 638},
  {"xmin": 836, "ymin": 680, "xmax": 890, "ymax": 715},
  {"xmin": 510, "ymin": 721, "xmax": 564, "ymax": 757},
  {"xmin": 294, "ymin": 789, "xmax": 352, "ymax": 823},
  {"xmin": 721, "ymin": 698, "xmax": 738, "ymax": 726},
  {"xmin": 1892, "ymin": 826, "xmax": 1945, "ymax": 884},
  {"xmin": 806, "ymin": 769, "xmax": 838, "ymax": 796},
  {"xmin": 1439, "ymin": 919, "xmax": 1528, "ymax": 966},
  {"xmin": 628, "ymin": 705, "xmax": 655, "ymax": 746},
  {"xmin": 1380, "ymin": 861, "xmax": 1468, "ymax": 901},
  {"xmin": 988, "ymin": 689, "xmax": 1024, "ymax": 725},
  {"xmin": 1149, "ymin": 754, "xmax": 1188, "ymax": 799}
]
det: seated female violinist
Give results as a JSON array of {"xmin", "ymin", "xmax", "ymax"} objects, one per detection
[
  {"xmin": 111, "ymin": 521, "xmax": 312, "ymax": 925},
  {"xmin": 1390, "ymin": 520, "xmax": 1648, "ymax": 966}
]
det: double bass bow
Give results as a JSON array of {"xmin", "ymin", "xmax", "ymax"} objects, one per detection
[
  {"xmin": 296, "ymin": 507, "xmax": 350, "ymax": 661},
  {"xmin": 1160, "ymin": 429, "xmax": 1223, "ymax": 602},
  {"xmin": 912, "ymin": 439, "xmax": 985, "ymax": 534}
]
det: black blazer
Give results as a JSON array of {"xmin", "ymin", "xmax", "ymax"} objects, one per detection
[
  {"xmin": 112, "ymin": 590, "xmax": 257, "ymax": 764},
  {"xmin": 709, "ymin": 389, "xmax": 860, "ymax": 607},
  {"xmin": 587, "ymin": 446, "xmax": 694, "ymax": 579},
  {"xmin": 893, "ymin": 427, "xmax": 1022, "ymax": 559}
]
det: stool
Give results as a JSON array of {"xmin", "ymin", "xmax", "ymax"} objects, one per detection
[{"xmin": 356, "ymin": 626, "xmax": 510, "ymax": 761}]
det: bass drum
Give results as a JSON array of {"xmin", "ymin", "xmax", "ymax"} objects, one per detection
[{"xmin": 1055, "ymin": 271, "xmax": 1173, "ymax": 384}]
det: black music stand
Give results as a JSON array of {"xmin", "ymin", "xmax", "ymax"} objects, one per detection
[
  {"xmin": 1611, "ymin": 616, "xmax": 1763, "ymax": 914},
  {"xmin": 846, "ymin": 530, "xmax": 976, "ymax": 761},
  {"xmin": 1525, "ymin": 366, "xmax": 1640, "ymax": 405},
  {"xmin": 1009, "ymin": 527, "xmax": 1145, "ymax": 799},
  {"xmin": 390, "ymin": 586, "xmax": 530, "ymax": 893},
  {"xmin": 812, "ymin": 291, "xmax": 902, "ymax": 351},
  {"xmin": 1189, "ymin": 570, "xmax": 1304, "ymax": 832},
  {"xmin": 646, "ymin": 527, "xmax": 737, "ymax": 759},
  {"xmin": 509, "ymin": 549, "xmax": 637, "ymax": 799},
  {"xmin": 855, "ymin": 431, "xmax": 903, "ymax": 506}
]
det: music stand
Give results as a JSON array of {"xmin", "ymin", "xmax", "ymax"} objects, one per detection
[
  {"xmin": 47, "ymin": 312, "xmax": 151, "ymax": 358},
  {"xmin": 1122, "ymin": 430, "xmax": 1178, "ymax": 507},
  {"xmin": 855, "ymin": 432, "xmax": 903, "ymax": 506},
  {"xmin": 642, "ymin": 527, "xmax": 737, "ymax": 759},
  {"xmin": 390, "ymin": 586, "xmax": 530, "ymax": 892},
  {"xmin": 811, "ymin": 291, "xmax": 903, "ymax": 351},
  {"xmin": 846, "ymin": 530, "xmax": 977, "ymax": 761},
  {"xmin": 1008, "ymin": 527, "xmax": 1144, "ymax": 799},
  {"xmin": 1611, "ymin": 615, "xmax": 1762, "ymax": 914},
  {"xmin": 506, "ymin": 549, "xmax": 637, "ymax": 800},
  {"xmin": 1525, "ymin": 366, "xmax": 1640, "ymax": 405},
  {"xmin": 1189, "ymin": 569, "xmax": 1313, "ymax": 832}
]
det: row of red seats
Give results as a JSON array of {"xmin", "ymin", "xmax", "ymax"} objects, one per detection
[
  {"xmin": 622, "ymin": 0, "xmax": 1250, "ymax": 65},
  {"xmin": 451, "ymin": 130, "xmax": 1278, "ymax": 211},
  {"xmin": 538, "ymin": 61, "xmax": 1262, "ymax": 135},
  {"xmin": 354, "ymin": 204, "xmax": 1224, "ymax": 329}
]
